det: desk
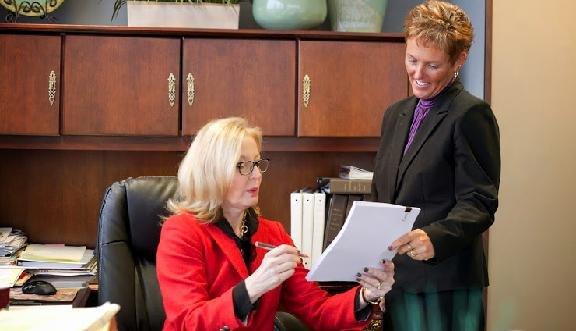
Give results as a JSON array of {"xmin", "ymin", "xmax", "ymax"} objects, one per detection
[{"xmin": 9, "ymin": 287, "xmax": 90, "ymax": 307}]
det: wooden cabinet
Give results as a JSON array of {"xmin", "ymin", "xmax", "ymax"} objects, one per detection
[
  {"xmin": 0, "ymin": 34, "xmax": 60, "ymax": 135},
  {"xmin": 182, "ymin": 38, "xmax": 296, "ymax": 136},
  {"xmin": 297, "ymin": 40, "xmax": 408, "ymax": 137},
  {"xmin": 63, "ymin": 36, "xmax": 180, "ymax": 136},
  {"xmin": 0, "ymin": 25, "xmax": 407, "ymax": 247}
]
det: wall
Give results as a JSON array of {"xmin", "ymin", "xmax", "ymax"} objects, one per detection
[
  {"xmin": 453, "ymin": 0, "xmax": 485, "ymax": 99},
  {"xmin": 488, "ymin": 0, "xmax": 576, "ymax": 330}
]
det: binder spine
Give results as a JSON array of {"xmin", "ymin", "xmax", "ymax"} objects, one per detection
[{"xmin": 290, "ymin": 192, "xmax": 303, "ymax": 250}]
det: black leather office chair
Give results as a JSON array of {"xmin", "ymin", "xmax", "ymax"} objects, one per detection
[
  {"xmin": 97, "ymin": 176, "xmax": 308, "ymax": 331},
  {"xmin": 97, "ymin": 176, "xmax": 176, "ymax": 331}
]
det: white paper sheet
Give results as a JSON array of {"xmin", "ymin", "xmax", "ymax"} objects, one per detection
[{"xmin": 306, "ymin": 201, "xmax": 420, "ymax": 282}]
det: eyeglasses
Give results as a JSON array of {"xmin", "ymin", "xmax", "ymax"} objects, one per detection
[{"xmin": 236, "ymin": 158, "xmax": 270, "ymax": 176}]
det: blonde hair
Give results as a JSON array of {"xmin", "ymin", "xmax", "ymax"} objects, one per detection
[
  {"xmin": 168, "ymin": 117, "xmax": 262, "ymax": 222},
  {"xmin": 404, "ymin": 0, "xmax": 473, "ymax": 63}
]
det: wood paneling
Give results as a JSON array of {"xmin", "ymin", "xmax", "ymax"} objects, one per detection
[
  {"xmin": 0, "ymin": 150, "xmax": 374, "ymax": 247},
  {"xmin": 0, "ymin": 34, "xmax": 60, "ymax": 135},
  {"xmin": 63, "ymin": 35, "xmax": 180, "ymax": 136},
  {"xmin": 182, "ymin": 38, "xmax": 296, "ymax": 136},
  {"xmin": 298, "ymin": 40, "xmax": 408, "ymax": 137},
  {"xmin": 0, "ymin": 150, "xmax": 181, "ymax": 246}
]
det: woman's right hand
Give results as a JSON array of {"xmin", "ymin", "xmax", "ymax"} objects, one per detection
[{"xmin": 244, "ymin": 244, "xmax": 300, "ymax": 303}]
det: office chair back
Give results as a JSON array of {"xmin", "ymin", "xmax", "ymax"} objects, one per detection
[{"xmin": 97, "ymin": 176, "xmax": 177, "ymax": 331}]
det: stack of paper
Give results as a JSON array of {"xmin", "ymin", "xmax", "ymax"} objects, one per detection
[
  {"xmin": 0, "ymin": 266, "xmax": 25, "ymax": 287},
  {"xmin": 339, "ymin": 165, "xmax": 374, "ymax": 180},
  {"xmin": 0, "ymin": 227, "xmax": 27, "ymax": 258},
  {"xmin": 18, "ymin": 245, "xmax": 95, "ymax": 271},
  {"xmin": 307, "ymin": 201, "xmax": 420, "ymax": 282}
]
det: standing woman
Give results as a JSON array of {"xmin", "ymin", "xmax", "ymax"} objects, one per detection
[
  {"xmin": 156, "ymin": 117, "xmax": 395, "ymax": 331},
  {"xmin": 373, "ymin": 1, "xmax": 500, "ymax": 330}
]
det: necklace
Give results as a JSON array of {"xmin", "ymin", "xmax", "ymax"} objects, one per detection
[{"xmin": 238, "ymin": 210, "xmax": 248, "ymax": 237}]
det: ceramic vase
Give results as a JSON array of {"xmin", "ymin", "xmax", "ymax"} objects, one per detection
[
  {"xmin": 328, "ymin": 0, "xmax": 388, "ymax": 33},
  {"xmin": 252, "ymin": 0, "xmax": 327, "ymax": 30}
]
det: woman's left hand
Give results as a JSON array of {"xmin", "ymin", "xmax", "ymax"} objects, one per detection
[
  {"xmin": 357, "ymin": 260, "xmax": 395, "ymax": 309},
  {"xmin": 389, "ymin": 229, "xmax": 435, "ymax": 261}
]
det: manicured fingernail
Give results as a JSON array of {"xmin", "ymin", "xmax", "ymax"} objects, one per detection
[
  {"xmin": 356, "ymin": 277, "xmax": 360, "ymax": 282},
  {"xmin": 381, "ymin": 259, "xmax": 388, "ymax": 263},
  {"xmin": 388, "ymin": 246, "xmax": 393, "ymax": 251},
  {"xmin": 356, "ymin": 272, "xmax": 361, "ymax": 277},
  {"xmin": 363, "ymin": 267, "xmax": 369, "ymax": 272}
]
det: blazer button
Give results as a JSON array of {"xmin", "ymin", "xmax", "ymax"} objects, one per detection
[{"xmin": 219, "ymin": 327, "xmax": 230, "ymax": 331}]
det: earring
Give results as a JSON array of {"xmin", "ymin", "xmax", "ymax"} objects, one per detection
[{"xmin": 454, "ymin": 65, "xmax": 461, "ymax": 80}]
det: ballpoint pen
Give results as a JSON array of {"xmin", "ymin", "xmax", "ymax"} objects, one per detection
[{"xmin": 254, "ymin": 241, "xmax": 309, "ymax": 258}]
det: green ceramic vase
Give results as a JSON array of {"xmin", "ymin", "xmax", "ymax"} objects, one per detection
[
  {"xmin": 252, "ymin": 0, "xmax": 327, "ymax": 30},
  {"xmin": 328, "ymin": 0, "xmax": 388, "ymax": 33}
]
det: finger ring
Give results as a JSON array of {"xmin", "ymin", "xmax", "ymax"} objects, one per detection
[
  {"xmin": 409, "ymin": 250, "xmax": 416, "ymax": 258},
  {"xmin": 377, "ymin": 282, "xmax": 383, "ymax": 290}
]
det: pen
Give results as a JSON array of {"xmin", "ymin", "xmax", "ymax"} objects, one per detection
[{"xmin": 254, "ymin": 241, "xmax": 309, "ymax": 258}]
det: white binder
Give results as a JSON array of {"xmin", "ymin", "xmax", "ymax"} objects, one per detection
[
  {"xmin": 310, "ymin": 192, "xmax": 326, "ymax": 267},
  {"xmin": 300, "ymin": 191, "xmax": 315, "ymax": 268},
  {"xmin": 290, "ymin": 191, "xmax": 303, "ymax": 251}
]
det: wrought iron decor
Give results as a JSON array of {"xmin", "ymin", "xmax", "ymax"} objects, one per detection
[{"xmin": 2, "ymin": 0, "xmax": 65, "ymax": 22}]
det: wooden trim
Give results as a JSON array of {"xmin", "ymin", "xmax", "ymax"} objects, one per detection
[
  {"xmin": 484, "ymin": 0, "xmax": 493, "ymax": 103},
  {"xmin": 0, "ymin": 23, "xmax": 404, "ymax": 42},
  {"xmin": 0, "ymin": 136, "xmax": 379, "ymax": 152}
]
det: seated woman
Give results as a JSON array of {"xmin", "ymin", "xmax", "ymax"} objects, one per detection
[{"xmin": 157, "ymin": 117, "xmax": 394, "ymax": 331}]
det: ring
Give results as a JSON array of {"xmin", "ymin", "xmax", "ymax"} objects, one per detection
[
  {"xmin": 409, "ymin": 250, "xmax": 416, "ymax": 258},
  {"xmin": 377, "ymin": 282, "xmax": 383, "ymax": 290}
]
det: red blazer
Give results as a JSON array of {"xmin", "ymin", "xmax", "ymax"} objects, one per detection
[{"xmin": 157, "ymin": 212, "xmax": 366, "ymax": 331}]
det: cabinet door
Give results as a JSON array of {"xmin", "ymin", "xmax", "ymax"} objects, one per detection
[
  {"xmin": 182, "ymin": 38, "xmax": 295, "ymax": 136},
  {"xmin": 0, "ymin": 35, "xmax": 60, "ymax": 135},
  {"xmin": 298, "ymin": 41, "xmax": 408, "ymax": 137},
  {"xmin": 63, "ymin": 36, "xmax": 180, "ymax": 136}
]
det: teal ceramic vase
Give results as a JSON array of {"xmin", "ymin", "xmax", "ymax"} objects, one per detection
[
  {"xmin": 252, "ymin": 0, "xmax": 327, "ymax": 30},
  {"xmin": 328, "ymin": 0, "xmax": 388, "ymax": 33}
]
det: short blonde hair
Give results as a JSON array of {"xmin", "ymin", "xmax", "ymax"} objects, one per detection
[
  {"xmin": 404, "ymin": 0, "xmax": 473, "ymax": 63},
  {"xmin": 168, "ymin": 117, "xmax": 262, "ymax": 222}
]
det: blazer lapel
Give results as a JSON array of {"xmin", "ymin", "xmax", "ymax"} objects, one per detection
[
  {"xmin": 204, "ymin": 224, "xmax": 249, "ymax": 278},
  {"xmin": 395, "ymin": 83, "xmax": 463, "ymax": 192},
  {"xmin": 396, "ymin": 108, "xmax": 448, "ymax": 190},
  {"xmin": 385, "ymin": 98, "xmax": 417, "ymax": 202}
]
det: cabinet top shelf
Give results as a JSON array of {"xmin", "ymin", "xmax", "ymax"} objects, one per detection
[{"xmin": 0, "ymin": 23, "xmax": 404, "ymax": 42}]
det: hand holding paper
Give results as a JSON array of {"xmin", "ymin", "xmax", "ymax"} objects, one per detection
[{"xmin": 306, "ymin": 201, "xmax": 420, "ymax": 282}]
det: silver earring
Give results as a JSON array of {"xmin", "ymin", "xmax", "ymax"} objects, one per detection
[{"xmin": 454, "ymin": 70, "xmax": 459, "ymax": 79}]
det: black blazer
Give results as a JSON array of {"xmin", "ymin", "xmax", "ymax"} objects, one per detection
[{"xmin": 372, "ymin": 81, "xmax": 500, "ymax": 293}]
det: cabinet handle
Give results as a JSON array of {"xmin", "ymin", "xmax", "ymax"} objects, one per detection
[
  {"xmin": 303, "ymin": 74, "xmax": 311, "ymax": 108},
  {"xmin": 167, "ymin": 73, "xmax": 176, "ymax": 107},
  {"xmin": 48, "ymin": 70, "xmax": 56, "ymax": 106},
  {"xmin": 186, "ymin": 73, "xmax": 195, "ymax": 106}
]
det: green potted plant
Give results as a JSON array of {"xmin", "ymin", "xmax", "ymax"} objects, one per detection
[{"xmin": 112, "ymin": 0, "xmax": 242, "ymax": 29}]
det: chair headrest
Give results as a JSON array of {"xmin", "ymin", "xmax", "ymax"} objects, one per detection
[{"xmin": 99, "ymin": 176, "xmax": 178, "ymax": 262}]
